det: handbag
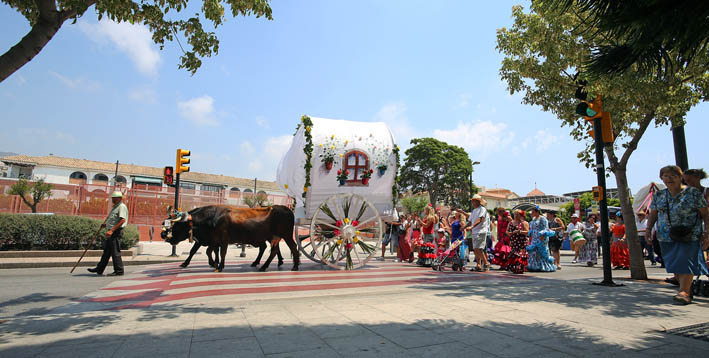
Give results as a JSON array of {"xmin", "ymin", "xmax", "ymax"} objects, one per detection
[{"xmin": 666, "ymin": 193, "xmax": 698, "ymax": 243}]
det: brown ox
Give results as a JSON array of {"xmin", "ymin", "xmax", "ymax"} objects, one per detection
[{"xmin": 165, "ymin": 205, "xmax": 299, "ymax": 272}]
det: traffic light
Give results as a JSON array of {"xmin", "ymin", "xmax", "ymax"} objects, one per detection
[
  {"xmin": 575, "ymin": 92, "xmax": 603, "ymax": 122},
  {"xmin": 176, "ymin": 149, "xmax": 190, "ymax": 173},
  {"xmin": 163, "ymin": 166, "xmax": 174, "ymax": 186},
  {"xmin": 592, "ymin": 186, "xmax": 603, "ymax": 201},
  {"xmin": 600, "ymin": 111, "xmax": 614, "ymax": 143},
  {"xmin": 574, "ymin": 87, "xmax": 614, "ymax": 144}
]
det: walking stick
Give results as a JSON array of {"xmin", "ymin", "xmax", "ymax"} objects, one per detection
[{"xmin": 70, "ymin": 228, "xmax": 103, "ymax": 273}]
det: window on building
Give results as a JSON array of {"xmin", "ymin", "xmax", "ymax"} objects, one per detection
[
  {"xmin": 69, "ymin": 171, "xmax": 87, "ymax": 184},
  {"xmin": 243, "ymin": 188, "xmax": 253, "ymax": 193},
  {"xmin": 93, "ymin": 173, "xmax": 109, "ymax": 182},
  {"xmin": 201, "ymin": 184, "xmax": 222, "ymax": 193},
  {"xmin": 180, "ymin": 182, "xmax": 196, "ymax": 190},
  {"xmin": 70, "ymin": 171, "xmax": 87, "ymax": 180},
  {"xmin": 114, "ymin": 176, "xmax": 126, "ymax": 184},
  {"xmin": 343, "ymin": 150, "xmax": 369, "ymax": 183},
  {"xmin": 229, "ymin": 187, "xmax": 241, "ymax": 197}
]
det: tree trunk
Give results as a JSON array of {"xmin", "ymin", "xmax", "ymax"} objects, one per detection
[
  {"xmin": 0, "ymin": 1, "xmax": 65, "ymax": 83},
  {"xmin": 613, "ymin": 168, "xmax": 647, "ymax": 279}
]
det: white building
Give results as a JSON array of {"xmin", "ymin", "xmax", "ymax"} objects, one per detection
[{"xmin": 0, "ymin": 154, "xmax": 285, "ymax": 198}]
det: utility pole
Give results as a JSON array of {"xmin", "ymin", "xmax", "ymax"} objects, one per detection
[
  {"xmin": 672, "ymin": 125, "xmax": 689, "ymax": 171},
  {"xmin": 591, "ymin": 117, "xmax": 620, "ymax": 287},
  {"xmin": 114, "ymin": 160, "xmax": 119, "ymax": 187}
]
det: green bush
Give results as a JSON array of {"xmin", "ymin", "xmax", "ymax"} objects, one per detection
[{"xmin": 0, "ymin": 213, "xmax": 139, "ymax": 250}]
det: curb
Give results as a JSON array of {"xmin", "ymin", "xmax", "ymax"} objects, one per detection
[{"xmin": 0, "ymin": 257, "xmax": 183, "ymax": 269}]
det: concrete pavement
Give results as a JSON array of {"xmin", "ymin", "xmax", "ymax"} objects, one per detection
[{"xmin": 0, "ymin": 251, "xmax": 707, "ymax": 358}]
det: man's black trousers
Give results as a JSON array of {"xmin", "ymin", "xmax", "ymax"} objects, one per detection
[{"xmin": 95, "ymin": 229, "xmax": 124, "ymax": 274}]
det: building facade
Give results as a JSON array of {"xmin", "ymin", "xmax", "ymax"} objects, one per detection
[{"xmin": 0, "ymin": 154, "xmax": 286, "ymax": 201}]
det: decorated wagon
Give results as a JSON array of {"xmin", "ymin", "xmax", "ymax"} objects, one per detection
[{"xmin": 277, "ymin": 115, "xmax": 400, "ymax": 270}]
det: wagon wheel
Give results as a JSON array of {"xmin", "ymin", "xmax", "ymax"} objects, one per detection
[
  {"xmin": 309, "ymin": 193, "xmax": 383, "ymax": 270},
  {"xmin": 297, "ymin": 228, "xmax": 346, "ymax": 264}
]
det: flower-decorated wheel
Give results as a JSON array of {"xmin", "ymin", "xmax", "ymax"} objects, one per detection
[{"xmin": 308, "ymin": 193, "xmax": 383, "ymax": 270}]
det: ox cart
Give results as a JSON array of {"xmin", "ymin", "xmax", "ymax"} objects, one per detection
[{"xmin": 277, "ymin": 116, "xmax": 399, "ymax": 270}]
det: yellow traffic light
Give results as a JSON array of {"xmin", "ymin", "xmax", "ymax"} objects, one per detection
[
  {"xmin": 600, "ymin": 111, "xmax": 614, "ymax": 144},
  {"xmin": 592, "ymin": 186, "xmax": 603, "ymax": 201},
  {"xmin": 176, "ymin": 149, "xmax": 190, "ymax": 173},
  {"xmin": 585, "ymin": 96, "xmax": 603, "ymax": 121}
]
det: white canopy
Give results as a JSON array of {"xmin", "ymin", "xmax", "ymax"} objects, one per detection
[{"xmin": 277, "ymin": 116, "xmax": 398, "ymax": 219}]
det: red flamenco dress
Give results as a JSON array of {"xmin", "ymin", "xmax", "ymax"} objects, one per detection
[
  {"xmin": 506, "ymin": 221, "xmax": 528, "ymax": 274},
  {"xmin": 398, "ymin": 228, "xmax": 414, "ymax": 263},
  {"xmin": 491, "ymin": 218, "xmax": 512, "ymax": 269},
  {"xmin": 610, "ymin": 223, "xmax": 630, "ymax": 269}
]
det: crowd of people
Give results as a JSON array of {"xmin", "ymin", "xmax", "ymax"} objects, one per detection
[{"xmin": 379, "ymin": 165, "xmax": 708, "ymax": 304}]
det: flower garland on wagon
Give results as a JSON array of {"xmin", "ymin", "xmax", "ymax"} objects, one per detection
[{"xmin": 295, "ymin": 115, "xmax": 314, "ymax": 206}]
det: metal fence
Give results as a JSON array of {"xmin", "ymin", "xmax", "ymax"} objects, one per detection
[{"xmin": 0, "ymin": 179, "xmax": 293, "ymax": 240}]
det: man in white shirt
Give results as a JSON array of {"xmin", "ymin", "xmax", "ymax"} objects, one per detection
[
  {"xmin": 636, "ymin": 211, "xmax": 655, "ymax": 265},
  {"xmin": 463, "ymin": 194, "xmax": 490, "ymax": 271},
  {"xmin": 565, "ymin": 214, "xmax": 585, "ymax": 264}
]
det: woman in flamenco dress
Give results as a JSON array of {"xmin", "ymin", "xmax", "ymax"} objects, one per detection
[
  {"xmin": 505, "ymin": 210, "xmax": 529, "ymax": 274},
  {"xmin": 492, "ymin": 210, "xmax": 512, "ymax": 269},
  {"xmin": 526, "ymin": 206, "xmax": 557, "ymax": 272},
  {"xmin": 610, "ymin": 212, "xmax": 630, "ymax": 269}
]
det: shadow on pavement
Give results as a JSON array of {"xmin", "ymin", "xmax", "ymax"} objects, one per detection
[
  {"xmin": 409, "ymin": 275, "xmax": 701, "ymax": 319},
  {"xmin": 1, "ymin": 313, "xmax": 706, "ymax": 357}
]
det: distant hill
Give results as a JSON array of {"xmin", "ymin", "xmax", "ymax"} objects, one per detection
[{"xmin": 0, "ymin": 152, "xmax": 18, "ymax": 158}]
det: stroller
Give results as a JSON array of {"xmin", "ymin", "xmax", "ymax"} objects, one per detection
[{"xmin": 432, "ymin": 239, "xmax": 465, "ymax": 271}]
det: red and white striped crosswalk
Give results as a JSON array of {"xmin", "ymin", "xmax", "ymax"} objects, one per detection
[{"xmin": 80, "ymin": 260, "xmax": 529, "ymax": 309}]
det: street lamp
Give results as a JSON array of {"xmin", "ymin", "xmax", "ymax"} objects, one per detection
[{"xmin": 470, "ymin": 161, "xmax": 480, "ymax": 211}]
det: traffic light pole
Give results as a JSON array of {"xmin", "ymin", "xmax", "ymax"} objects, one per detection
[
  {"xmin": 169, "ymin": 172, "xmax": 181, "ymax": 257},
  {"xmin": 591, "ymin": 117, "xmax": 620, "ymax": 287}
]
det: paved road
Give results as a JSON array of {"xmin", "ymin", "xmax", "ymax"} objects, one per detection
[
  {"xmin": 0, "ymin": 254, "xmax": 672, "ymax": 317},
  {"xmin": 2, "ymin": 255, "xmax": 705, "ymax": 358}
]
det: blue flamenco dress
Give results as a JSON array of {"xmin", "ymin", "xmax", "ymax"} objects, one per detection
[{"xmin": 526, "ymin": 216, "xmax": 557, "ymax": 272}]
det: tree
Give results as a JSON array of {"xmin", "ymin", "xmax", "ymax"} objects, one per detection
[
  {"xmin": 398, "ymin": 195, "xmax": 429, "ymax": 216},
  {"xmin": 398, "ymin": 138, "xmax": 474, "ymax": 209},
  {"xmin": 0, "ymin": 0, "xmax": 272, "ymax": 83},
  {"xmin": 9, "ymin": 177, "xmax": 53, "ymax": 213},
  {"xmin": 549, "ymin": 0, "xmax": 709, "ymax": 77},
  {"xmin": 496, "ymin": 4, "xmax": 708, "ymax": 279},
  {"xmin": 243, "ymin": 192, "xmax": 269, "ymax": 208}
]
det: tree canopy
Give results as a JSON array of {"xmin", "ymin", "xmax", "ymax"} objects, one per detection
[
  {"xmin": 9, "ymin": 177, "xmax": 53, "ymax": 213},
  {"xmin": 496, "ymin": 3, "xmax": 708, "ymax": 279},
  {"xmin": 549, "ymin": 0, "xmax": 709, "ymax": 77},
  {"xmin": 0, "ymin": 0, "xmax": 272, "ymax": 82},
  {"xmin": 398, "ymin": 138, "xmax": 475, "ymax": 209}
]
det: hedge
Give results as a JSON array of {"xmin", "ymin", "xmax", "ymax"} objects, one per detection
[{"xmin": 0, "ymin": 213, "xmax": 139, "ymax": 251}]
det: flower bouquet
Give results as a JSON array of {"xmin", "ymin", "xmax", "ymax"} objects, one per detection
[
  {"xmin": 336, "ymin": 169, "xmax": 349, "ymax": 185},
  {"xmin": 361, "ymin": 169, "xmax": 373, "ymax": 185}
]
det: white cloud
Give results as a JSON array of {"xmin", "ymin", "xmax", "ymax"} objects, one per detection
[
  {"xmin": 15, "ymin": 75, "xmax": 26, "ymax": 86},
  {"xmin": 127, "ymin": 86, "xmax": 157, "ymax": 104},
  {"xmin": 532, "ymin": 129, "xmax": 559, "ymax": 152},
  {"xmin": 49, "ymin": 71, "xmax": 100, "ymax": 91},
  {"xmin": 79, "ymin": 19, "xmax": 161, "ymax": 76},
  {"xmin": 255, "ymin": 116, "xmax": 270, "ymax": 128},
  {"xmin": 240, "ymin": 135, "xmax": 293, "ymax": 180},
  {"xmin": 177, "ymin": 95, "xmax": 219, "ymax": 126},
  {"xmin": 240, "ymin": 141, "xmax": 255, "ymax": 154},
  {"xmin": 372, "ymin": 102, "xmax": 415, "ymax": 147},
  {"xmin": 456, "ymin": 93, "xmax": 473, "ymax": 108},
  {"xmin": 433, "ymin": 120, "xmax": 514, "ymax": 157}
]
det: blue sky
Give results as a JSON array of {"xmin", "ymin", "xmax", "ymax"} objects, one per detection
[{"xmin": 1, "ymin": 0, "xmax": 707, "ymax": 197}]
